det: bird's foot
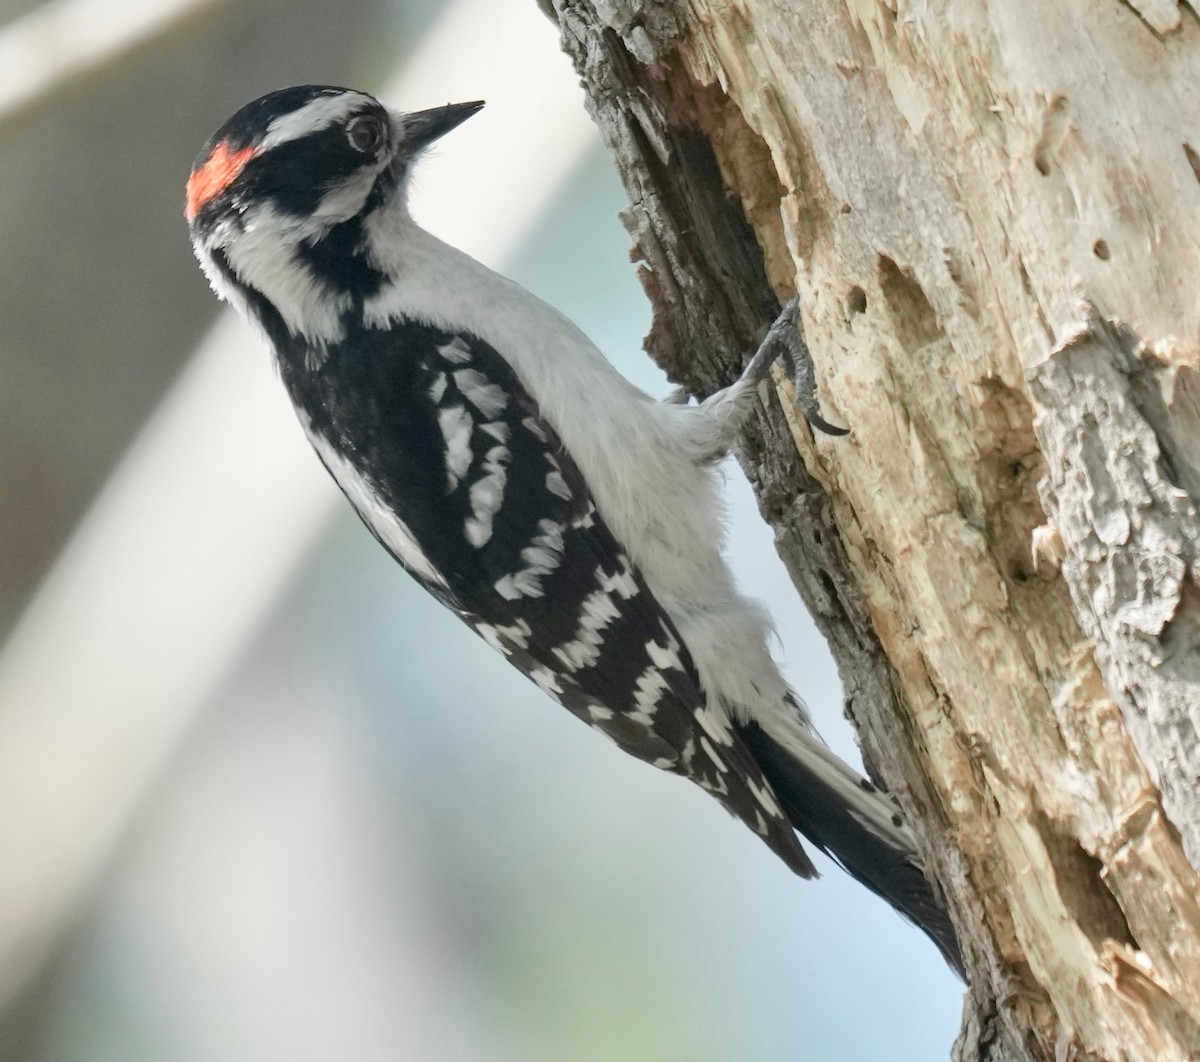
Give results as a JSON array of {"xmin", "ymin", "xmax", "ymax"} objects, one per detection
[{"xmin": 741, "ymin": 296, "xmax": 849, "ymax": 437}]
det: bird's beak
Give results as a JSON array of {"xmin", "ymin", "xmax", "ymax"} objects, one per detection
[{"xmin": 399, "ymin": 101, "xmax": 485, "ymax": 153}]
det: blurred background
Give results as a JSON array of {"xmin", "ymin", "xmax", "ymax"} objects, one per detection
[{"xmin": 0, "ymin": 0, "xmax": 963, "ymax": 1057}]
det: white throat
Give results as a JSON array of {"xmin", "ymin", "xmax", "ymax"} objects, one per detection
[{"xmin": 202, "ymin": 168, "xmax": 390, "ymax": 347}]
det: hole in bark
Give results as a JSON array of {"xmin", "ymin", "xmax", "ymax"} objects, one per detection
[
  {"xmin": 973, "ymin": 378, "xmax": 1054, "ymax": 594},
  {"xmin": 1161, "ymin": 583, "xmax": 1200, "ymax": 661},
  {"xmin": 1017, "ymin": 256, "xmax": 1035, "ymax": 299},
  {"xmin": 1035, "ymin": 808, "xmax": 1134, "ymax": 952},
  {"xmin": 1184, "ymin": 143, "xmax": 1200, "ymax": 185},
  {"xmin": 818, "ymin": 570, "xmax": 839, "ymax": 607},
  {"xmin": 1033, "ymin": 95, "xmax": 1068, "ymax": 176},
  {"xmin": 839, "ymin": 203, "xmax": 852, "ymax": 215},
  {"xmin": 1093, "ymin": 239, "xmax": 1111, "ymax": 260},
  {"xmin": 1008, "ymin": 561, "xmax": 1032, "ymax": 584},
  {"xmin": 876, "ymin": 255, "xmax": 940, "ymax": 347},
  {"xmin": 847, "ymin": 286, "xmax": 867, "ymax": 315}
]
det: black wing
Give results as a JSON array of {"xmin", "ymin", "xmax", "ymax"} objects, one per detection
[{"xmin": 283, "ymin": 317, "xmax": 814, "ymax": 877}]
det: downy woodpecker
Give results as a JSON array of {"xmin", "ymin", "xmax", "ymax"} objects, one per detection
[{"xmin": 185, "ymin": 85, "xmax": 960, "ymax": 971}]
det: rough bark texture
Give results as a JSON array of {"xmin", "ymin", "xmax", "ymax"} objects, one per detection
[{"xmin": 545, "ymin": 2, "xmax": 1200, "ymax": 1059}]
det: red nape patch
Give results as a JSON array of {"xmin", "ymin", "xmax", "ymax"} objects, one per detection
[{"xmin": 185, "ymin": 141, "xmax": 258, "ymax": 221}]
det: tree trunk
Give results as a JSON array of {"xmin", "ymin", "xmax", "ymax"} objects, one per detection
[{"xmin": 542, "ymin": 2, "xmax": 1200, "ymax": 1059}]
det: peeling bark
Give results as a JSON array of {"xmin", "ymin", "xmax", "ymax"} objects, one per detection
[
  {"xmin": 1032, "ymin": 309, "xmax": 1200, "ymax": 873},
  {"xmin": 544, "ymin": 1, "xmax": 1200, "ymax": 1059}
]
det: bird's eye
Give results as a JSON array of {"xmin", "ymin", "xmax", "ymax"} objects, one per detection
[{"xmin": 346, "ymin": 114, "xmax": 385, "ymax": 155}]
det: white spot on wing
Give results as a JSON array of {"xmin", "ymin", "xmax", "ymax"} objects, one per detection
[
  {"xmin": 632, "ymin": 665, "xmax": 671, "ymax": 716},
  {"xmin": 530, "ymin": 666, "xmax": 563, "ymax": 697},
  {"xmin": 437, "ymin": 405, "xmax": 473, "ymax": 488},
  {"xmin": 746, "ymin": 776, "xmax": 783, "ymax": 818},
  {"xmin": 681, "ymin": 738, "xmax": 697, "ymax": 769},
  {"xmin": 546, "ymin": 470, "xmax": 571, "ymax": 499},
  {"xmin": 465, "ymin": 444, "xmax": 509, "ymax": 546},
  {"xmin": 695, "ymin": 771, "xmax": 729, "ymax": 796},
  {"xmin": 522, "ymin": 416, "xmax": 548, "ymax": 443},
  {"xmin": 552, "ymin": 583, "xmax": 621, "ymax": 672},
  {"xmin": 493, "ymin": 519, "xmax": 563, "ymax": 599},
  {"xmin": 476, "ymin": 618, "xmax": 531, "ymax": 655},
  {"xmin": 454, "ymin": 368, "xmax": 507, "ymax": 419},
  {"xmin": 645, "ymin": 630, "xmax": 682, "ymax": 672},
  {"xmin": 494, "ymin": 573, "xmax": 532, "ymax": 600},
  {"xmin": 607, "ymin": 557, "xmax": 639, "ymax": 599},
  {"xmin": 694, "ymin": 703, "xmax": 735, "ymax": 746},
  {"xmin": 428, "ymin": 372, "xmax": 448, "ymax": 404},
  {"xmin": 437, "ymin": 336, "xmax": 473, "ymax": 364},
  {"xmin": 518, "ymin": 521, "xmax": 563, "ymax": 576},
  {"xmin": 699, "ymin": 735, "xmax": 728, "ymax": 773}
]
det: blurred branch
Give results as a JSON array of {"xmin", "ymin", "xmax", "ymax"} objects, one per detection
[{"xmin": 0, "ymin": 0, "xmax": 227, "ymax": 128}]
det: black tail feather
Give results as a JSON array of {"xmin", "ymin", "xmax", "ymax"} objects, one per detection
[{"xmin": 738, "ymin": 720, "xmax": 964, "ymax": 977}]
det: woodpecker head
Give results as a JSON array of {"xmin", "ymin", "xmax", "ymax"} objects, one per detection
[{"xmin": 185, "ymin": 86, "xmax": 482, "ymax": 343}]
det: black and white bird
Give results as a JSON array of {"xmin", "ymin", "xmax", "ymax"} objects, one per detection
[{"xmin": 185, "ymin": 85, "xmax": 960, "ymax": 971}]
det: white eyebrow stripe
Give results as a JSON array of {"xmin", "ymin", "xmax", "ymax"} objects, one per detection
[{"xmin": 260, "ymin": 93, "xmax": 373, "ymax": 151}]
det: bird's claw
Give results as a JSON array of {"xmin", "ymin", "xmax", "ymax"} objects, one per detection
[{"xmin": 744, "ymin": 296, "xmax": 849, "ymax": 437}]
